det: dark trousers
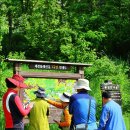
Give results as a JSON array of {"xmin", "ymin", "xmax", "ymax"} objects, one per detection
[{"xmin": 5, "ymin": 128, "xmax": 24, "ymax": 130}]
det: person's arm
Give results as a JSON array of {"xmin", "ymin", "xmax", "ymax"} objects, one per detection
[
  {"xmin": 58, "ymin": 108, "xmax": 71, "ymax": 127},
  {"xmin": 46, "ymin": 99, "xmax": 64, "ymax": 109},
  {"xmin": 46, "ymin": 107, "xmax": 49, "ymax": 116},
  {"xmin": 14, "ymin": 95, "xmax": 33, "ymax": 116},
  {"xmin": 98, "ymin": 106, "xmax": 110, "ymax": 130},
  {"xmin": 69, "ymin": 96, "xmax": 73, "ymax": 114}
]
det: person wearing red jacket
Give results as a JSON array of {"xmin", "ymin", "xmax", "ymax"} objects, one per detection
[{"xmin": 2, "ymin": 74, "xmax": 34, "ymax": 130}]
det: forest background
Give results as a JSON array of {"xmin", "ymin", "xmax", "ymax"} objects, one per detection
[{"xmin": 0, "ymin": 0, "xmax": 130, "ymax": 130}]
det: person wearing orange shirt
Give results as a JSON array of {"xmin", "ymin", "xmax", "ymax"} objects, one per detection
[{"xmin": 45, "ymin": 92, "xmax": 71, "ymax": 130}]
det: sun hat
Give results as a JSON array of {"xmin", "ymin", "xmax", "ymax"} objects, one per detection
[
  {"xmin": 6, "ymin": 74, "xmax": 27, "ymax": 88},
  {"xmin": 74, "ymin": 79, "xmax": 91, "ymax": 91},
  {"xmin": 34, "ymin": 87, "xmax": 47, "ymax": 98},
  {"xmin": 60, "ymin": 92, "xmax": 71, "ymax": 102}
]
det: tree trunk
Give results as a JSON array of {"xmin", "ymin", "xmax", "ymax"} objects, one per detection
[{"xmin": 7, "ymin": 9, "xmax": 13, "ymax": 51}]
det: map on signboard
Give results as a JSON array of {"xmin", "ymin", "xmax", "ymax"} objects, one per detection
[{"xmin": 23, "ymin": 78, "xmax": 76, "ymax": 103}]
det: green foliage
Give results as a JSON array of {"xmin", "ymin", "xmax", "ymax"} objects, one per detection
[
  {"xmin": 0, "ymin": 0, "xmax": 130, "ymax": 59},
  {"xmin": 1, "ymin": 0, "xmax": 130, "ymax": 60},
  {"xmin": 0, "ymin": 16, "xmax": 8, "ymax": 43},
  {"xmin": 0, "ymin": 51, "xmax": 26, "ymax": 98},
  {"xmin": 0, "ymin": 57, "xmax": 11, "ymax": 98},
  {"xmin": 49, "ymin": 123, "xmax": 60, "ymax": 130},
  {"xmin": 0, "ymin": 68, "xmax": 12, "ymax": 97},
  {"xmin": 7, "ymin": 52, "xmax": 26, "ymax": 59},
  {"xmin": 0, "ymin": 2, "xmax": 8, "ymax": 41},
  {"xmin": 0, "ymin": 1, "xmax": 8, "ymax": 55},
  {"xmin": 0, "ymin": 101, "xmax": 5, "ymax": 130}
]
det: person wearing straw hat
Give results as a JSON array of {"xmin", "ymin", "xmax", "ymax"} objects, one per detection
[
  {"xmin": 45, "ymin": 92, "xmax": 72, "ymax": 130},
  {"xmin": 2, "ymin": 74, "xmax": 34, "ymax": 130},
  {"xmin": 69, "ymin": 79, "xmax": 97, "ymax": 130},
  {"xmin": 28, "ymin": 87, "xmax": 50, "ymax": 130}
]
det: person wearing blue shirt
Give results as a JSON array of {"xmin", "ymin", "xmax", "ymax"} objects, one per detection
[
  {"xmin": 98, "ymin": 91, "xmax": 126, "ymax": 130},
  {"xmin": 69, "ymin": 79, "xmax": 97, "ymax": 130}
]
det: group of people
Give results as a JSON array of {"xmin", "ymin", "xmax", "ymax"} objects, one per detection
[{"xmin": 2, "ymin": 74, "xmax": 126, "ymax": 130}]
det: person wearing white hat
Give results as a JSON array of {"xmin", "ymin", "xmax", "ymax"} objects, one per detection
[
  {"xmin": 69, "ymin": 79, "xmax": 97, "ymax": 130},
  {"xmin": 74, "ymin": 78, "xmax": 91, "ymax": 91},
  {"xmin": 45, "ymin": 92, "xmax": 72, "ymax": 130}
]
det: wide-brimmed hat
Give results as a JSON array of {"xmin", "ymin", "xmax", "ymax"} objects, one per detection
[
  {"xmin": 60, "ymin": 92, "xmax": 71, "ymax": 102},
  {"xmin": 74, "ymin": 79, "xmax": 91, "ymax": 91},
  {"xmin": 6, "ymin": 74, "xmax": 27, "ymax": 88},
  {"xmin": 34, "ymin": 87, "xmax": 46, "ymax": 98}
]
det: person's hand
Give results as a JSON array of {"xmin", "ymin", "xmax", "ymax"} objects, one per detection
[
  {"xmin": 53, "ymin": 119, "xmax": 59, "ymax": 125},
  {"xmin": 44, "ymin": 98, "xmax": 48, "ymax": 101},
  {"xmin": 27, "ymin": 83, "xmax": 33, "ymax": 89},
  {"xmin": 28, "ymin": 102, "xmax": 34, "ymax": 109}
]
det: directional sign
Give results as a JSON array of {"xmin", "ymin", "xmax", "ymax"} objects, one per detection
[{"xmin": 100, "ymin": 80, "xmax": 122, "ymax": 105}]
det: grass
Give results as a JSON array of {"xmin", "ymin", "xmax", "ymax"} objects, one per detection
[{"xmin": 124, "ymin": 114, "xmax": 130, "ymax": 130}]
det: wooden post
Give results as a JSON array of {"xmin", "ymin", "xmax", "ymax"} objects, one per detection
[
  {"xmin": 13, "ymin": 63, "xmax": 21, "ymax": 74},
  {"xmin": 13, "ymin": 63, "xmax": 24, "ymax": 102},
  {"xmin": 76, "ymin": 66, "xmax": 84, "ymax": 78}
]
